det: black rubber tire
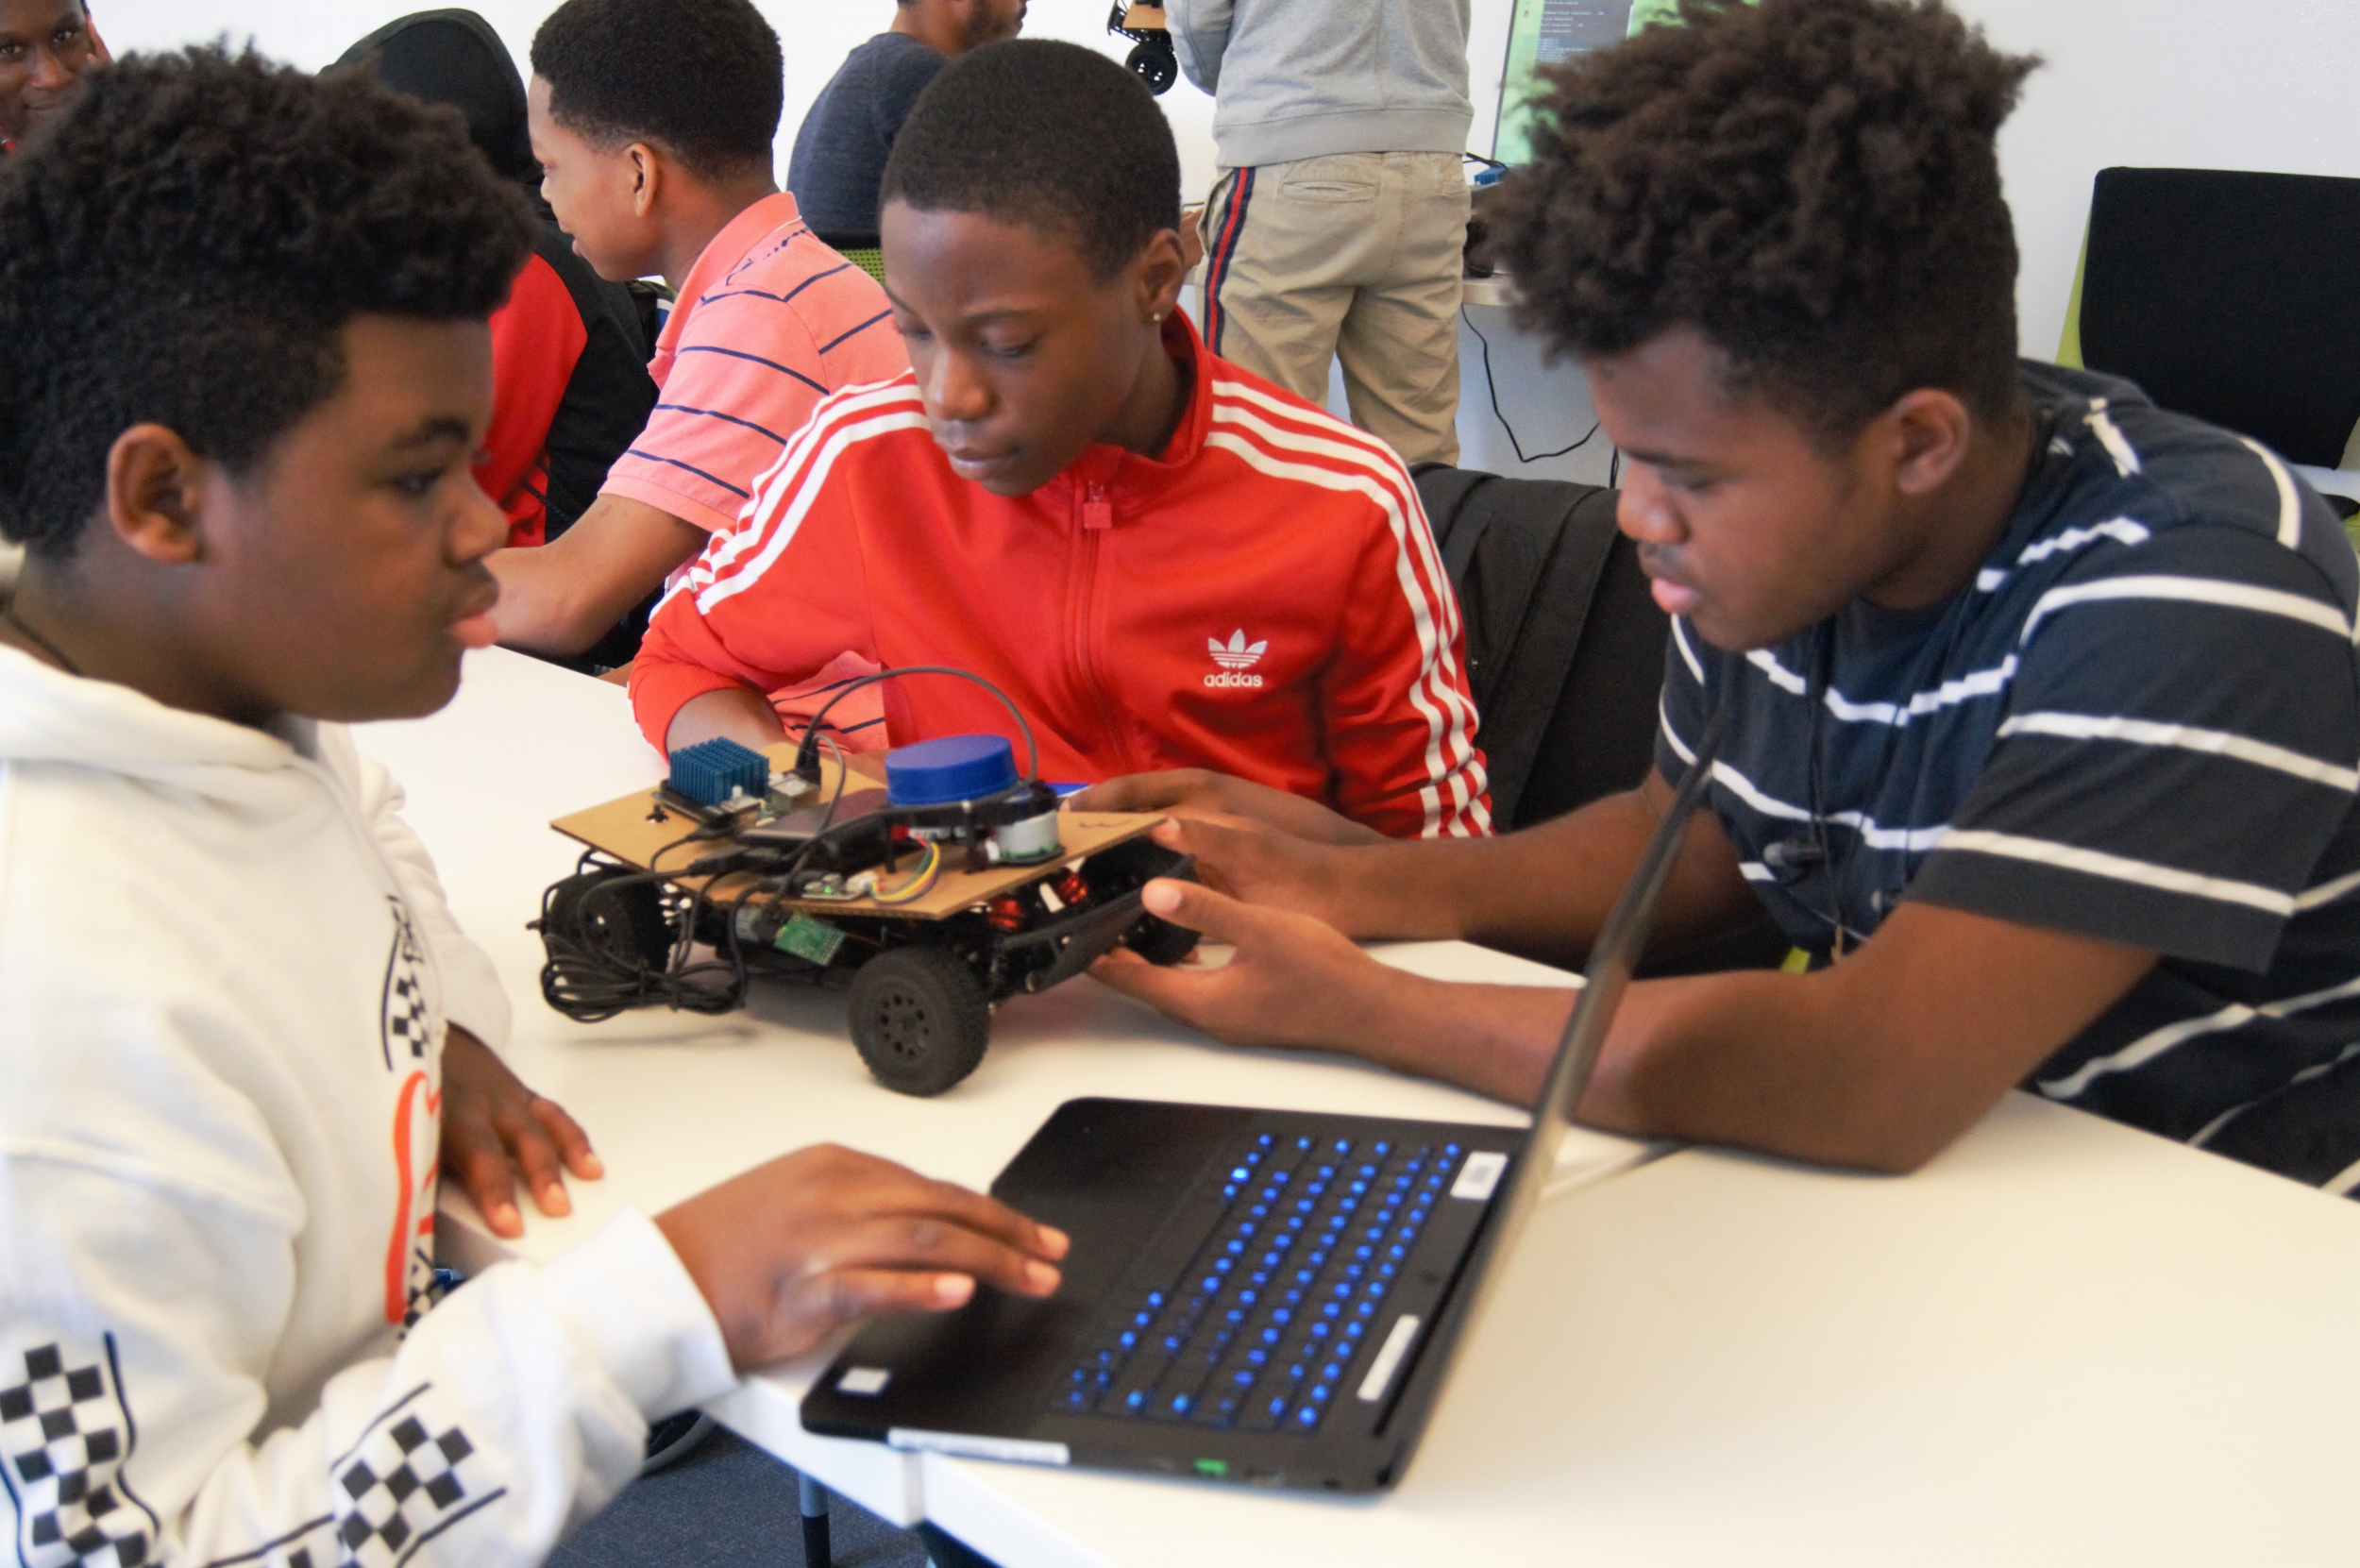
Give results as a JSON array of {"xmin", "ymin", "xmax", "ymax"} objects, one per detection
[
  {"xmin": 1127, "ymin": 38, "xmax": 1177, "ymax": 94},
  {"xmin": 545, "ymin": 869, "xmax": 672, "ymax": 970},
  {"xmin": 1122, "ymin": 914, "xmax": 1200, "ymax": 967},
  {"xmin": 848, "ymin": 946, "xmax": 991, "ymax": 1097}
]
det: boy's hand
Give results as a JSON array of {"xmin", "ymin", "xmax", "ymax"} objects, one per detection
[
  {"xmin": 1122, "ymin": 815, "xmax": 1363, "ymax": 930},
  {"xmin": 1091, "ymin": 876, "xmax": 1416, "ymax": 1052},
  {"xmin": 656, "ymin": 1146, "xmax": 1070, "ymax": 1370},
  {"xmin": 1069, "ymin": 768, "xmax": 1386, "ymax": 846},
  {"xmin": 440, "ymin": 1027, "xmax": 603, "ymax": 1239}
]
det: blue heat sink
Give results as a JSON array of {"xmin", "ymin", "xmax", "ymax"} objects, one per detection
[{"xmin": 667, "ymin": 737, "xmax": 770, "ymax": 807}]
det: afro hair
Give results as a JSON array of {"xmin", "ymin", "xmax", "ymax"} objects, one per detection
[{"xmin": 1492, "ymin": 0, "xmax": 2038, "ymax": 439}]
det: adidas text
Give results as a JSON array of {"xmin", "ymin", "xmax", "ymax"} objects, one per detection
[{"xmin": 1204, "ymin": 671, "xmax": 1265, "ymax": 689}]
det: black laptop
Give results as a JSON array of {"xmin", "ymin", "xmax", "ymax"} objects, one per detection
[{"xmin": 801, "ymin": 703, "xmax": 1729, "ymax": 1492}]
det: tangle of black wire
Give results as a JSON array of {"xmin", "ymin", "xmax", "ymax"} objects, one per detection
[
  {"xmin": 537, "ymin": 830, "xmax": 757, "ymax": 1022},
  {"xmin": 1461, "ymin": 306, "xmax": 1600, "ymax": 465}
]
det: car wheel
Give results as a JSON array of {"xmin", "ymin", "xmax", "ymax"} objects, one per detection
[
  {"xmin": 848, "ymin": 946, "xmax": 991, "ymax": 1096},
  {"xmin": 1126, "ymin": 38, "xmax": 1177, "ymax": 94}
]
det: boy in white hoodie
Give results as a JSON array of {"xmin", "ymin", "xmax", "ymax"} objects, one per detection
[{"xmin": 0, "ymin": 46, "xmax": 1065, "ymax": 1568}]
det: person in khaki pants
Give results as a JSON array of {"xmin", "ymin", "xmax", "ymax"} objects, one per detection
[{"xmin": 1172, "ymin": 0, "xmax": 1473, "ymax": 467}]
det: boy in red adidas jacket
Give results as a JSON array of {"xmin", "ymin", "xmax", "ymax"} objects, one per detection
[{"xmin": 632, "ymin": 41, "xmax": 1490, "ymax": 839}]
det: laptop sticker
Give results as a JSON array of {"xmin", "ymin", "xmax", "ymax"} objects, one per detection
[
  {"xmin": 887, "ymin": 1430, "xmax": 1071, "ymax": 1466},
  {"xmin": 1357, "ymin": 1314, "xmax": 1424, "ymax": 1403},
  {"xmin": 836, "ymin": 1366, "xmax": 892, "ymax": 1396},
  {"xmin": 1450, "ymin": 1150, "xmax": 1509, "ymax": 1201}
]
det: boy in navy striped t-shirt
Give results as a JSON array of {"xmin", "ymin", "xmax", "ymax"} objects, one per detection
[{"xmin": 1094, "ymin": 0, "xmax": 2360, "ymax": 1197}]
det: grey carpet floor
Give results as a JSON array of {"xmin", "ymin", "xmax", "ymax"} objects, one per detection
[{"xmin": 552, "ymin": 1429, "xmax": 929, "ymax": 1568}]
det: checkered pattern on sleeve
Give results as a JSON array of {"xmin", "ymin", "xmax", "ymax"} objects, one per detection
[
  {"xmin": 326, "ymin": 1393, "xmax": 501, "ymax": 1568},
  {"xmin": 0, "ymin": 1339, "xmax": 157, "ymax": 1568}
]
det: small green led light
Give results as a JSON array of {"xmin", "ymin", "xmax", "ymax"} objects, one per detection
[{"xmin": 1194, "ymin": 1458, "xmax": 1228, "ymax": 1476}]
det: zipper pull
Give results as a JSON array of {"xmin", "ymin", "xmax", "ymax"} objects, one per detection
[{"xmin": 1083, "ymin": 492, "xmax": 1113, "ymax": 531}]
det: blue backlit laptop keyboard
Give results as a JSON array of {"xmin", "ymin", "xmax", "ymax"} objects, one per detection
[{"xmin": 1053, "ymin": 1133, "xmax": 1470, "ymax": 1434}]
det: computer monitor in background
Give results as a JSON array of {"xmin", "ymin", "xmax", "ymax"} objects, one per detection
[{"xmin": 1492, "ymin": 0, "xmax": 1637, "ymax": 167}]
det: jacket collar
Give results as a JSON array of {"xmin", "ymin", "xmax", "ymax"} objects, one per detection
[{"xmin": 654, "ymin": 192, "xmax": 808, "ymax": 362}]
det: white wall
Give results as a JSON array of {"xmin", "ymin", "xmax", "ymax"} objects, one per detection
[
  {"xmin": 92, "ymin": 0, "xmax": 2360, "ymax": 484},
  {"xmin": 1966, "ymin": 0, "xmax": 2360, "ymax": 361},
  {"xmin": 93, "ymin": 1, "xmax": 1229, "ymax": 194}
]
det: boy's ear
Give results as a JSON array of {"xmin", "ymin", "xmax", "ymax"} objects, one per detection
[
  {"xmin": 102, "ymin": 424, "xmax": 211, "ymax": 566},
  {"xmin": 1881, "ymin": 388, "xmax": 1975, "ymax": 498},
  {"xmin": 628, "ymin": 143, "xmax": 663, "ymax": 218},
  {"xmin": 1135, "ymin": 228, "xmax": 1188, "ymax": 324}
]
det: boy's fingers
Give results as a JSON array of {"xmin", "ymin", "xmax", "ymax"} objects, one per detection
[
  {"xmin": 875, "ymin": 1175, "xmax": 1070, "ymax": 1263},
  {"xmin": 447, "ymin": 1135, "xmax": 524, "ymax": 1238},
  {"xmin": 788, "ymin": 1150, "xmax": 1068, "ymax": 1261},
  {"xmin": 824, "ymin": 1215, "xmax": 1065, "ymax": 1299},
  {"xmin": 810, "ymin": 1269, "xmax": 980, "ymax": 1329},
  {"xmin": 496, "ymin": 1105, "xmax": 573, "ymax": 1217},
  {"xmin": 1065, "ymin": 774, "xmax": 1157, "ymax": 813},
  {"xmin": 1089, "ymin": 947, "xmax": 1215, "ymax": 1025},
  {"xmin": 531, "ymin": 1096, "xmax": 604, "ymax": 1181},
  {"xmin": 1138, "ymin": 877, "xmax": 1261, "ymax": 944},
  {"xmin": 1068, "ymin": 769, "xmax": 1213, "ymax": 817}
]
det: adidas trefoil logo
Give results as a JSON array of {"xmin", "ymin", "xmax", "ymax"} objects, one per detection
[{"xmin": 1205, "ymin": 629, "xmax": 1268, "ymax": 689}]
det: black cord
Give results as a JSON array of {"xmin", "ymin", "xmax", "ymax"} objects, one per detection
[
  {"xmin": 1609, "ymin": 447, "xmax": 1621, "ymax": 488},
  {"xmin": 1461, "ymin": 308, "xmax": 1599, "ymax": 464},
  {"xmin": 792, "ymin": 666, "xmax": 1039, "ymax": 784}
]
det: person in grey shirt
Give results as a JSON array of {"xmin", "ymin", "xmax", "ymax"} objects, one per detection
[
  {"xmin": 1172, "ymin": 0, "xmax": 1473, "ymax": 465},
  {"xmin": 787, "ymin": 0, "xmax": 1025, "ymax": 240}
]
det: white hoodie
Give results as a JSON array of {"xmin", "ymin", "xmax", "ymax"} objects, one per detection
[{"xmin": 0, "ymin": 634, "xmax": 734, "ymax": 1568}]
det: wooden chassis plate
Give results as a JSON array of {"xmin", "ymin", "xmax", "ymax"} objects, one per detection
[{"xmin": 549, "ymin": 746, "xmax": 1165, "ymax": 921}]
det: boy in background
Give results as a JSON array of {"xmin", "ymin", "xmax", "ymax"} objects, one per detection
[
  {"xmin": 786, "ymin": 0, "xmax": 1026, "ymax": 242},
  {"xmin": 1171, "ymin": 0, "xmax": 1474, "ymax": 467},
  {"xmin": 0, "ymin": 49, "xmax": 1062, "ymax": 1566},
  {"xmin": 489, "ymin": 0, "xmax": 905, "ymax": 682},
  {"xmin": 638, "ymin": 42, "xmax": 1491, "ymax": 841},
  {"xmin": 0, "ymin": 0, "xmax": 104, "ymax": 152},
  {"xmin": 335, "ymin": 8, "xmax": 658, "ymax": 569}
]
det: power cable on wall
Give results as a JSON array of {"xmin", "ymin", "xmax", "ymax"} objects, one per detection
[{"xmin": 1462, "ymin": 306, "xmax": 1599, "ymax": 464}]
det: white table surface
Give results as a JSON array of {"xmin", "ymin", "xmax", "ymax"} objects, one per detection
[
  {"xmin": 923, "ymin": 1094, "xmax": 2360, "ymax": 1568},
  {"xmin": 351, "ymin": 649, "xmax": 1646, "ymax": 1529},
  {"xmin": 357, "ymin": 649, "xmax": 2360, "ymax": 1566}
]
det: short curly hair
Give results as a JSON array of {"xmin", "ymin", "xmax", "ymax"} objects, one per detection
[
  {"xmin": 1492, "ymin": 0, "xmax": 2037, "ymax": 440},
  {"xmin": 530, "ymin": 0, "xmax": 782, "ymax": 182},
  {"xmin": 882, "ymin": 40, "xmax": 1180, "ymax": 281},
  {"xmin": 0, "ymin": 46, "xmax": 534, "ymax": 559}
]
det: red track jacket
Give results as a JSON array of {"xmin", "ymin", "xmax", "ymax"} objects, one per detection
[{"xmin": 631, "ymin": 314, "xmax": 1491, "ymax": 837}]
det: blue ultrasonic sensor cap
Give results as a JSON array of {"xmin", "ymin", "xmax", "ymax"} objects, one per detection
[{"xmin": 885, "ymin": 733, "xmax": 1018, "ymax": 806}]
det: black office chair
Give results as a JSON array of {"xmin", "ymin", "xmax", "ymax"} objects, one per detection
[
  {"xmin": 814, "ymin": 230, "xmax": 886, "ymax": 285},
  {"xmin": 2068, "ymin": 167, "xmax": 2360, "ymax": 471}
]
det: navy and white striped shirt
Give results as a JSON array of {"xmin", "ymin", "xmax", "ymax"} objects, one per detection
[{"xmin": 1657, "ymin": 363, "xmax": 2360, "ymax": 1196}]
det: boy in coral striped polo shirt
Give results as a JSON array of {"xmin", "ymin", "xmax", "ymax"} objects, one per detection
[
  {"xmin": 635, "ymin": 42, "xmax": 1490, "ymax": 840},
  {"xmin": 487, "ymin": 0, "xmax": 905, "ymax": 676}
]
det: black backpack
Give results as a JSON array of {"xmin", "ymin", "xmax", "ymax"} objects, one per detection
[{"xmin": 1413, "ymin": 466, "xmax": 1670, "ymax": 830}]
